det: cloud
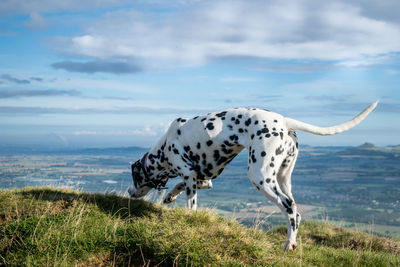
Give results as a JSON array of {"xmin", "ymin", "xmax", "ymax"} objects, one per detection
[
  {"xmin": 0, "ymin": 1, "xmax": 200, "ymax": 15},
  {"xmin": 219, "ymin": 77, "xmax": 257, "ymax": 83},
  {"xmin": 304, "ymin": 94, "xmax": 356, "ymax": 102},
  {"xmin": 0, "ymin": 0, "xmax": 130, "ymax": 15},
  {"xmin": 0, "ymin": 105, "xmax": 210, "ymax": 115},
  {"xmin": 250, "ymin": 62, "xmax": 337, "ymax": 73},
  {"xmin": 29, "ymin": 77, "xmax": 44, "ymax": 82},
  {"xmin": 0, "ymin": 89, "xmax": 80, "ymax": 98},
  {"xmin": 0, "ymin": 74, "xmax": 30, "ymax": 84},
  {"xmin": 335, "ymin": 55, "xmax": 394, "ymax": 68},
  {"xmin": 24, "ymin": 12, "xmax": 47, "ymax": 29},
  {"xmin": 51, "ymin": 60, "xmax": 143, "ymax": 74},
  {"xmin": 74, "ymin": 125, "xmax": 163, "ymax": 137},
  {"xmin": 53, "ymin": 0, "xmax": 400, "ymax": 68}
]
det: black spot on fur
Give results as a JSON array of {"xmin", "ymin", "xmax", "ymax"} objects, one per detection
[
  {"xmin": 213, "ymin": 150, "xmax": 220, "ymax": 161},
  {"xmin": 290, "ymin": 218, "xmax": 296, "ymax": 231},
  {"xmin": 229, "ymin": 135, "xmax": 238, "ymax": 142},
  {"xmin": 217, "ymin": 156, "xmax": 228, "ymax": 165},
  {"xmin": 261, "ymin": 151, "xmax": 266, "ymax": 157},
  {"xmin": 286, "ymin": 198, "xmax": 293, "ymax": 207},
  {"xmin": 275, "ymin": 146, "xmax": 284, "ymax": 155},
  {"xmin": 206, "ymin": 140, "xmax": 213, "ymax": 146},
  {"xmin": 206, "ymin": 122, "xmax": 214, "ymax": 130},
  {"xmin": 197, "ymin": 142, "xmax": 201, "ymax": 149},
  {"xmin": 177, "ymin": 129, "xmax": 181, "ymax": 135},
  {"xmin": 266, "ymin": 178, "xmax": 271, "ymax": 183},
  {"xmin": 216, "ymin": 111, "xmax": 227, "ymax": 118},
  {"xmin": 282, "ymin": 201, "xmax": 293, "ymax": 214}
]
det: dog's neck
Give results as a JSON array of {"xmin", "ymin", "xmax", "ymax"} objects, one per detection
[{"xmin": 144, "ymin": 140, "xmax": 176, "ymax": 182}]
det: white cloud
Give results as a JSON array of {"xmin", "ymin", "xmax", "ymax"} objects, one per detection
[
  {"xmin": 54, "ymin": 0, "xmax": 400, "ymax": 68},
  {"xmin": 335, "ymin": 55, "xmax": 392, "ymax": 68}
]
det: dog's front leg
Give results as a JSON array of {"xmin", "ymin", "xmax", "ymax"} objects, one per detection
[
  {"xmin": 164, "ymin": 182, "xmax": 185, "ymax": 204},
  {"xmin": 185, "ymin": 176, "xmax": 197, "ymax": 210},
  {"xmin": 164, "ymin": 180, "xmax": 212, "ymax": 205}
]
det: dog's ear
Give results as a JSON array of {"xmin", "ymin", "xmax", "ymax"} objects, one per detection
[
  {"xmin": 131, "ymin": 161, "xmax": 141, "ymax": 173},
  {"xmin": 131, "ymin": 161, "xmax": 143, "ymax": 187}
]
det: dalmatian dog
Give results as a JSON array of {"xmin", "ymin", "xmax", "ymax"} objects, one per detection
[{"xmin": 129, "ymin": 101, "xmax": 378, "ymax": 251}]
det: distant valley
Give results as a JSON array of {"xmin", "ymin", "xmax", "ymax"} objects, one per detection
[{"xmin": 1, "ymin": 143, "xmax": 399, "ymax": 239}]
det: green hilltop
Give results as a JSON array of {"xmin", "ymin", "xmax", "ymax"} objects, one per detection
[{"xmin": 0, "ymin": 187, "xmax": 399, "ymax": 266}]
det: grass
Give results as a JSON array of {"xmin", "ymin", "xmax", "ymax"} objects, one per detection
[{"xmin": 0, "ymin": 187, "xmax": 399, "ymax": 266}]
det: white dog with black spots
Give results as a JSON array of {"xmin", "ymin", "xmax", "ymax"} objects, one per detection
[{"xmin": 129, "ymin": 101, "xmax": 378, "ymax": 251}]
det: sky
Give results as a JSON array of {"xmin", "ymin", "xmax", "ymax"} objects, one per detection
[{"xmin": 0, "ymin": 0, "xmax": 399, "ymax": 148}]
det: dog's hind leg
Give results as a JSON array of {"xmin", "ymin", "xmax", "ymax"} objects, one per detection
[
  {"xmin": 247, "ymin": 143, "xmax": 299, "ymax": 251},
  {"xmin": 277, "ymin": 151, "xmax": 301, "ymax": 251},
  {"xmin": 163, "ymin": 180, "xmax": 212, "ymax": 204}
]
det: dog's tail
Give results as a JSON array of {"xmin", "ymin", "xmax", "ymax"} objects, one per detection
[{"xmin": 284, "ymin": 101, "xmax": 378, "ymax": 136}]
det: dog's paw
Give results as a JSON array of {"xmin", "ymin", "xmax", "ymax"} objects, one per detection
[
  {"xmin": 282, "ymin": 241, "xmax": 297, "ymax": 251},
  {"xmin": 163, "ymin": 194, "xmax": 177, "ymax": 204}
]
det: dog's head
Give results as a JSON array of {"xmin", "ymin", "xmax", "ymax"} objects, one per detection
[{"xmin": 128, "ymin": 158, "xmax": 152, "ymax": 198}]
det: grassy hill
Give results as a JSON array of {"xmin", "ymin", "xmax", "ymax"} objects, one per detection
[{"xmin": 0, "ymin": 187, "xmax": 399, "ymax": 266}]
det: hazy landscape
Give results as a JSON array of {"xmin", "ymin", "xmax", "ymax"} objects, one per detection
[{"xmin": 1, "ymin": 142, "xmax": 399, "ymax": 240}]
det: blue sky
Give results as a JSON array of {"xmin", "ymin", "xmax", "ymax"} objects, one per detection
[{"xmin": 0, "ymin": 0, "xmax": 399, "ymax": 148}]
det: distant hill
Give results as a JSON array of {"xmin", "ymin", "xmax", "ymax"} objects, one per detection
[
  {"xmin": 77, "ymin": 146, "xmax": 149, "ymax": 155},
  {"xmin": 0, "ymin": 145, "xmax": 149, "ymax": 156},
  {"xmin": 337, "ymin": 142, "xmax": 400, "ymax": 157},
  {"xmin": 0, "ymin": 187, "xmax": 399, "ymax": 266}
]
